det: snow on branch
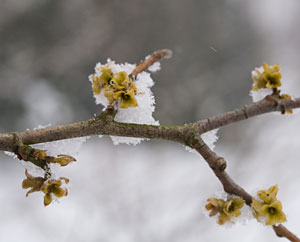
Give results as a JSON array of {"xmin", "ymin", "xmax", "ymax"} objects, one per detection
[{"xmin": 0, "ymin": 50, "xmax": 300, "ymax": 241}]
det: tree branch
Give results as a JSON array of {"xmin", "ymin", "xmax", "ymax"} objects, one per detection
[
  {"xmin": 193, "ymin": 97, "xmax": 300, "ymax": 133},
  {"xmin": 1, "ymin": 96, "xmax": 300, "ymax": 153},
  {"xmin": 186, "ymin": 135, "xmax": 300, "ymax": 242},
  {"xmin": 1, "ymin": 49, "xmax": 300, "ymax": 241},
  {"xmin": 0, "ymin": 118, "xmax": 187, "ymax": 152}
]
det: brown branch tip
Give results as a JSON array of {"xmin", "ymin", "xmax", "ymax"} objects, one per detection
[{"xmin": 130, "ymin": 49, "xmax": 173, "ymax": 77}]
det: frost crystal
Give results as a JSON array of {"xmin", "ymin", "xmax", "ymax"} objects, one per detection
[
  {"xmin": 251, "ymin": 66, "xmax": 264, "ymax": 80},
  {"xmin": 201, "ymin": 129, "xmax": 219, "ymax": 151},
  {"xmin": 144, "ymin": 55, "xmax": 161, "ymax": 72},
  {"xmin": 89, "ymin": 59, "xmax": 159, "ymax": 145},
  {"xmin": 32, "ymin": 136, "xmax": 88, "ymax": 157},
  {"xmin": 184, "ymin": 129, "xmax": 218, "ymax": 155},
  {"xmin": 5, "ymin": 151, "xmax": 45, "ymax": 176},
  {"xmin": 184, "ymin": 146, "xmax": 200, "ymax": 155},
  {"xmin": 249, "ymin": 88, "xmax": 273, "ymax": 102},
  {"xmin": 148, "ymin": 62, "xmax": 161, "ymax": 72}
]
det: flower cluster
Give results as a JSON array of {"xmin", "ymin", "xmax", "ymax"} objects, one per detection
[
  {"xmin": 252, "ymin": 63, "xmax": 282, "ymax": 90},
  {"xmin": 91, "ymin": 66, "xmax": 138, "ymax": 108},
  {"xmin": 205, "ymin": 197, "xmax": 244, "ymax": 225},
  {"xmin": 250, "ymin": 63, "xmax": 294, "ymax": 114},
  {"xmin": 251, "ymin": 185, "xmax": 287, "ymax": 225},
  {"xmin": 22, "ymin": 169, "xmax": 69, "ymax": 206},
  {"xmin": 42, "ymin": 177, "xmax": 69, "ymax": 206},
  {"xmin": 89, "ymin": 59, "xmax": 159, "ymax": 145}
]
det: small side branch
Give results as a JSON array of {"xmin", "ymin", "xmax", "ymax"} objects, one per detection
[
  {"xmin": 188, "ymin": 136, "xmax": 300, "ymax": 242},
  {"xmin": 99, "ymin": 49, "xmax": 173, "ymax": 118},
  {"xmin": 130, "ymin": 49, "xmax": 173, "ymax": 77},
  {"xmin": 193, "ymin": 97, "xmax": 300, "ymax": 133}
]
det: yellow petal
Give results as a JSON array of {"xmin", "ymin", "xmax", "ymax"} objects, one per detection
[
  {"xmin": 104, "ymin": 90, "xmax": 115, "ymax": 104},
  {"xmin": 205, "ymin": 203, "xmax": 213, "ymax": 211},
  {"xmin": 209, "ymin": 208, "xmax": 219, "ymax": 217},
  {"xmin": 218, "ymin": 213, "xmax": 231, "ymax": 225},
  {"xmin": 25, "ymin": 169, "xmax": 33, "ymax": 179},
  {"xmin": 53, "ymin": 154, "xmax": 76, "ymax": 166},
  {"xmin": 119, "ymin": 90, "xmax": 138, "ymax": 108},
  {"xmin": 52, "ymin": 186, "xmax": 67, "ymax": 198},
  {"xmin": 44, "ymin": 193, "xmax": 52, "ymax": 206},
  {"xmin": 100, "ymin": 67, "xmax": 113, "ymax": 84},
  {"xmin": 60, "ymin": 177, "xmax": 70, "ymax": 184},
  {"xmin": 257, "ymin": 185, "xmax": 278, "ymax": 204},
  {"xmin": 92, "ymin": 75, "xmax": 102, "ymax": 94}
]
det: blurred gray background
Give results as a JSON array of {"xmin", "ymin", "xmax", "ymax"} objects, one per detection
[{"xmin": 1, "ymin": 0, "xmax": 300, "ymax": 241}]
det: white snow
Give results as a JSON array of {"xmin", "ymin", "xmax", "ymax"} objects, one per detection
[
  {"xmin": 185, "ymin": 129, "xmax": 219, "ymax": 154},
  {"xmin": 90, "ymin": 59, "xmax": 160, "ymax": 145},
  {"xmin": 250, "ymin": 66, "xmax": 272, "ymax": 102},
  {"xmin": 249, "ymin": 88, "xmax": 273, "ymax": 102},
  {"xmin": 201, "ymin": 129, "xmax": 219, "ymax": 151}
]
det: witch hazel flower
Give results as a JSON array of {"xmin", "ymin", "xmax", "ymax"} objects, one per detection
[
  {"xmin": 204, "ymin": 196, "xmax": 245, "ymax": 225},
  {"xmin": 249, "ymin": 63, "xmax": 294, "ymax": 114},
  {"xmin": 249, "ymin": 63, "xmax": 282, "ymax": 102},
  {"xmin": 89, "ymin": 59, "xmax": 159, "ymax": 145},
  {"xmin": 251, "ymin": 185, "xmax": 287, "ymax": 226}
]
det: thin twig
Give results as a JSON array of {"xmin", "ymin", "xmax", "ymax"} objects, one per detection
[
  {"xmin": 274, "ymin": 225, "xmax": 300, "ymax": 242},
  {"xmin": 130, "ymin": 49, "xmax": 173, "ymax": 77},
  {"xmin": 193, "ymin": 97, "xmax": 300, "ymax": 133}
]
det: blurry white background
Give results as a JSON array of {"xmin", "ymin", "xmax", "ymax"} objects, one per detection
[{"xmin": 1, "ymin": 0, "xmax": 300, "ymax": 241}]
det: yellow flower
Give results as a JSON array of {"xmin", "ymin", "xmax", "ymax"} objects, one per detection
[
  {"xmin": 223, "ymin": 198, "xmax": 244, "ymax": 217},
  {"xmin": 252, "ymin": 185, "xmax": 287, "ymax": 225},
  {"xmin": 91, "ymin": 66, "xmax": 139, "ymax": 108},
  {"xmin": 22, "ymin": 169, "xmax": 69, "ymax": 206},
  {"xmin": 259, "ymin": 200, "xmax": 287, "ymax": 225},
  {"xmin": 205, "ymin": 198, "xmax": 230, "ymax": 225},
  {"xmin": 205, "ymin": 197, "xmax": 244, "ymax": 225},
  {"xmin": 100, "ymin": 66, "xmax": 113, "ymax": 85},
  {"xmin": 257, "ymin": 185, "xmax": 278, "ymax": 204},
  {"xmin": 114, "ymin": 89, "xmax": 138, "ymax": 108},
  {"xmin": 252, "ymin": 63, "xmax": 282, "ymax": 90},
  {"xmin": 22, "ymin": 169, "xmax": 45, "ymax": 197},
  {"xmin": 205, "ymin": 198, "xmax": 225, "ymax": 217},
  {"xmin": 41, "ymin": 178, "xmax": 68, "ymax": 206},
  {"xmin": 91, "ymin": 67, "xmax": 113, "ymax": 95},
  {"xmin": 251, "ymin": 198, "xmax": 264, "ymax": 220},
  {"xmin": 110, "ymin": 71, "xmax": 131, "ymax": 90}
]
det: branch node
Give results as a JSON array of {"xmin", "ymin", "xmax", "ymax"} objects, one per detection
[
  {"xmin": 96, "ymin": 105, "xmax": 117, "ymax": 122},
  {"xmin": 242, "ymin": 107, "xmax": 249, "ymax": 119},
  {"xmin": 11, "ymin": 132, "xmax": 23, "ymax": 160},
  {"xmin": 216, "ymin": 158, "xmax": 227, "ymax": 171}
]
